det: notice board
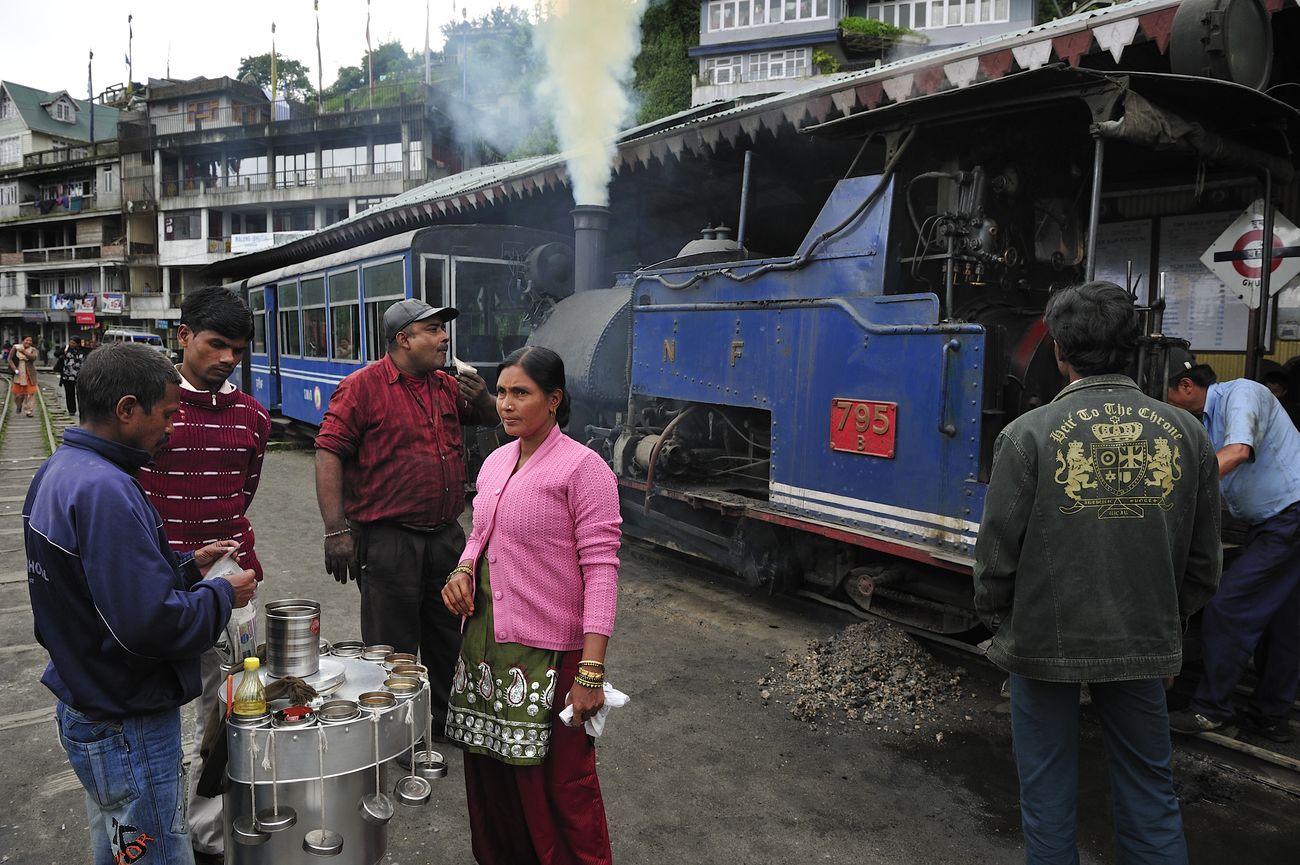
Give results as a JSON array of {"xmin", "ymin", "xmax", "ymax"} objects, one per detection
[{"xmin": 1158, "ymin": 211, "xmax": 1257, "ymax": 353}]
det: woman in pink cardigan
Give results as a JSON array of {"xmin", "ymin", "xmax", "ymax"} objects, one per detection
[{"xmin": 441, "ymin": 345, "xmax": 621, "ymax": 865}]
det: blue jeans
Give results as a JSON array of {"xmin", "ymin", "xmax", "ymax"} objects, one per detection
[
  {"xmin": 1193, "ymin": 503, "xmax": 1300, "ymax": 722},
  {"xmin": 55, "ymin": 702, "xmax": 194, "ymax": 865},
  {"xmin": 1009, "ymin": 676, "xmax": 1187, "ymax": 865}
]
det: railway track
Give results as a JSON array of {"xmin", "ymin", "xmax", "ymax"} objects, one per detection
[{"xmin": 796, "ymin": 590, "xmax": 1300, "ymax": 799}]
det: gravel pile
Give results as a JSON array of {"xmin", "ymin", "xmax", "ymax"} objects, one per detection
[{"xmin": 762, "ymin": 618, "xmax": 969, "ymax": 734}]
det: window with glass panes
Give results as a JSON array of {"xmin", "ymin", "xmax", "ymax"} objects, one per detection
[
  {"xmin": 362, "ymin": 259, "xmax": 406, "ymax": 362},
  {"xmin": 328, "ymin": 269, "xmax": 361, "ymax": 361},
  {"xmin": 301, "ymin": 276, "xmax": 327, "ymax": 358},
  {"xmin": 707, "ymin": 0, "xmax": 830, "ymax": 31},
  {"xmin": 453, "ymin": 259, "xmax": 529, "ymax": 365},
  {"xmin": 250, "ymin": 289, "xmax": 266, "ymax": 354},
  {"xmin": 749, "ymin": 48, "xmax": 809, "ymax": 81},
  {"xmin": 864, "ymin": 0, "xmax": 1007, "ymax": 28},
  {"xmin": 703, "ymin": 56, "xmax": 745, "ymax": 85},
  {"xmin": 277, "ymin": 283, "xmax": 301, "ymax": 356}
]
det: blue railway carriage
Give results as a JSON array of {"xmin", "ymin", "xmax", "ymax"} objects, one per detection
[{"xmin": 237, "ymin": 225, "xmax": 573, "ymax": 425}]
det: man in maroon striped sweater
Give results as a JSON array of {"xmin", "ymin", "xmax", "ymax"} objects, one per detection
[{"xmin": 139, "ymin": 286, "xmax": 270, "ymax": 865}]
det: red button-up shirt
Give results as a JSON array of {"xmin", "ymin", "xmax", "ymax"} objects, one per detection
[{"xmin": 315, "ymin": 354, "xmax": 482, "ymax": 526}]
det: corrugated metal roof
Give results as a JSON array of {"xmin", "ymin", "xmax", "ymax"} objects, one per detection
[
  {"xmin": 346, "ymin": 0, "xmax": 1185, "ymax": 215},
  {"xmin": 323, "ymin": 155, "xmax": 564, "ymax": 231},
  {"xmin": 206, "ymin": 0, "xmax": 1201, "ymax": 279}
]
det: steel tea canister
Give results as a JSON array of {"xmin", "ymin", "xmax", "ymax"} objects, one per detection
[{"xmin": 264, "ymin": 599, "xmax": 322, "ymax": 678}]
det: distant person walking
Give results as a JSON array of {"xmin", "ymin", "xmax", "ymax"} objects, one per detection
[
  {"xmin": 54, "ymin": 337, "xmax": 88, "ymax": 417},
  {"xmin": 9, "ymin": 336, "xmax": 39, "ymax": 417}
]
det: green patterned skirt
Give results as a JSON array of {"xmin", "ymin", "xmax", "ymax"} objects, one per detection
[{"xmin": 445, "ymin": 557, "xmax": 560, "ymax": 766}]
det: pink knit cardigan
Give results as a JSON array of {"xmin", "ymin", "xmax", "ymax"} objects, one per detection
[{"xmin": 461, "ymin": 423, "xmax": 622, "ymax": 651}]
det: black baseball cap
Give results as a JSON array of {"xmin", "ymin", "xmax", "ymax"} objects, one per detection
[
  {"xmin": 383, "ymin": 299, "xmax": 458, "ymax": 341},
  {"xmin": 1166, "ymin": 347, "xmax": 1196, "ymax": 382}
]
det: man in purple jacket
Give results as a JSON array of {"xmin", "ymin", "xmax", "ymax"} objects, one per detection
[{"xmin": 24, "ymin": 344, "xmax": 256, "ymax": 865}]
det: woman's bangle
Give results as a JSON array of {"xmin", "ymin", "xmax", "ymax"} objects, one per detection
[
  {"xmin": 323, "ymin": 527, "xmax": 351, "ymax": 539},
  {"xmin": 445, "ymin": 564, "xmax": 473, "ymax": 584},
  {"xmin": 574, "ymin": 674, "xmax": 604, "ymax": 689},
  {"xmin": 577, "ymin": 659, "xmax": 605, "ymax": 670}
]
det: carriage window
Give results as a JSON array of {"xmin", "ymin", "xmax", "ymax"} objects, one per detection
[
  {"xmin": 301, "ymin": 277, "xmax": 327, "ymax": 358},
  {"xmin": 277, "ymin": 282, "xmax": 301, "ymax": 356},
  {"xmin": 421, "ymin": 255, "xmax": 447, "ymax": 306},
  {"xmin": 362, "ymin": 259, "xmax": 406, "ymax": 362},
  {"xmin": 250, "ymin": 289, "xmax": 266, "ymax": 354},
  {"xmin": 453, "ymin": 259, "xmax": 528, "ymax": 364},
  {"xmin": 329, "ymin": 269, "xmax": 360, "ymax": 361}
]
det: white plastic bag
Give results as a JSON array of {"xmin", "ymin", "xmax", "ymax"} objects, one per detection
[{"xmin": 203, "ymin": 549, "xmax": 257, "ymax": 663}]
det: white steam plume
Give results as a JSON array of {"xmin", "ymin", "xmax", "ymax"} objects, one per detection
[{"xmin": 538, "ymin": 0, "xmax": 648, "ymax": 207}]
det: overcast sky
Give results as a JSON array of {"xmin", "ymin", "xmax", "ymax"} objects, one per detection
[{"xmin": 0, "ymin": 0, "xmax": 530, "ymax": 99}]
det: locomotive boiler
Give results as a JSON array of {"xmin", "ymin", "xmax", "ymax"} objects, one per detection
[{"xmin": 529, "ymin": 63, "xmax": 1300, "ymax": 635}]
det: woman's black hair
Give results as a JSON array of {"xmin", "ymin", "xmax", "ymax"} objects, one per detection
[{"xmin": 499, "ymin": 345, "xmax": 570, "ymax": 428}]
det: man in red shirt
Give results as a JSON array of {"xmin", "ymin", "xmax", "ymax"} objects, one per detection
[
  {"xmin": 315, "ymin": 298, "xmax": 494, "ymax": 736},
  {"xmin": 138, "ymin": 286, "xmax": 270, "ymax": 865}
]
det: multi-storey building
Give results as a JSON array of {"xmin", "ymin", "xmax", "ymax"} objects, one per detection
[
  {"xmin": 0, "ymin": 81, "xmax": 124, "ymax": 348},
  {"xmin": 690, "ymin": 0, "xmax": 1036, "ymax": 105},
  {"xmin": 118, "ymin": 75, "xmax": 459, "ymax": 336}
]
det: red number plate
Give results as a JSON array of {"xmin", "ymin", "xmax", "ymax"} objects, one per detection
[{"xmin": 829, "ymin": 399, "xmax": 897, "ymax": 458}]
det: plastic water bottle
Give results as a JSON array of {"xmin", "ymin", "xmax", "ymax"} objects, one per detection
[{"xmin": 232, "ymin": 657, "xmax": 267, "ymax": 716}]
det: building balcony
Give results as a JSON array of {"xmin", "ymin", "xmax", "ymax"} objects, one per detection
[
  {"xmin": 16, "ymin": 194, "xmax": 101, "ymax": 219},
  {"xmin": 146, "ymin": 81, "xmax": 432, "ymax": 139},
  {"xmin": 1, "ymin": 244, "xmax": 110, "ymax": 266},
  {"xmin": 127, "ymin": 241, "xmax": 159, "ymax": 266},
  {"xmin": 128, "ymin": 293, "xmax": 180, "ymax": 320},
  {"xmin": 21, "ymin": 140, "xmax": 119, "ymax": 170},
  {"xmin": 158, "ymin": 162, "xmax": 416, "ymax": 203}
]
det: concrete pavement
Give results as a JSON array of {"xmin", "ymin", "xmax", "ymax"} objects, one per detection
[{"xmin": 0, "ymin": 381, "xmax": 1297, "ymax": 864}]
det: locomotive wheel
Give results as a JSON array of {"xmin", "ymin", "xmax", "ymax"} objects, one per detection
[
  {"xmin": 843, "ymin": 566, "xmax": 877, "ymax": 611},
  {"xmin": 729, "ymin": 520, "xmax": 796, "ymax": 593}
]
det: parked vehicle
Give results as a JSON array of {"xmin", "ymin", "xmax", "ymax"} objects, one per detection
[{"xmin": 102, "ymin": 329, "xmax": 179, "ymax": 363}]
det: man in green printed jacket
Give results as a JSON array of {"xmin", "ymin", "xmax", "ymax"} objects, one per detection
[{"xmin": 974, "ymin": 281, "xmax": 1222, "ymax": 865}]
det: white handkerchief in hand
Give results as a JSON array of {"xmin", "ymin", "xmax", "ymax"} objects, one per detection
[{"xmin": 559, "ymin": 682, "xmax": 630, "ymax": 737}]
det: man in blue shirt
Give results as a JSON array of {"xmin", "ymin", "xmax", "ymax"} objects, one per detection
[
  {"xmin": 25, "ymin": 343, "xmax": 258, "ymax": 865},
  {"xmin": 1165, "ymin": 348, "xmax": 1300, "ymax": 742}
]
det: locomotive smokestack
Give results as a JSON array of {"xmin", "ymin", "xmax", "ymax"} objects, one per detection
[{"xmin": 572, "ymin": 205, "xmax": 610, "ymax": 294}]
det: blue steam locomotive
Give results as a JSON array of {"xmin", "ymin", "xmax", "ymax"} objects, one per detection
[
  {"xmin": 528, "ymin": 65, "xmax": 1299, "ymax": 635},
  {"xmin": 232, "ymin": 7, "xmax": 1298, "ymax": 637}
]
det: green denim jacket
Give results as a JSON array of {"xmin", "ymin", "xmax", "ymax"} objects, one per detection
[{"xmin": 973, "ymin": 375, "xmax": 1222, "ymax": 682}]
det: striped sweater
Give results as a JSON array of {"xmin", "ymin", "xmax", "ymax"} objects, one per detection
[{"xmin": 139, "ymin": 385, "xmax": 271, "ymax": 579}]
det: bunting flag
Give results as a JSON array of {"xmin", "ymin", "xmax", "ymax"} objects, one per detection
[
  {"xmin": 271, "ymin": 21, "xmax": 278, "ymax": 106},
  {"xmin": 88, "ymin": 50, "xmax": 95, "ymax": 143},
  {"xmin": 126, "ymin": 13, "xmax": 134, "ymax": 94},
  {"xmin": 366, "ymin": 0, "xmax": 374, "ymax": 103},
  {"xmin": 315, "ymin": 0, "xmax": 323, "ymax": 110}
]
